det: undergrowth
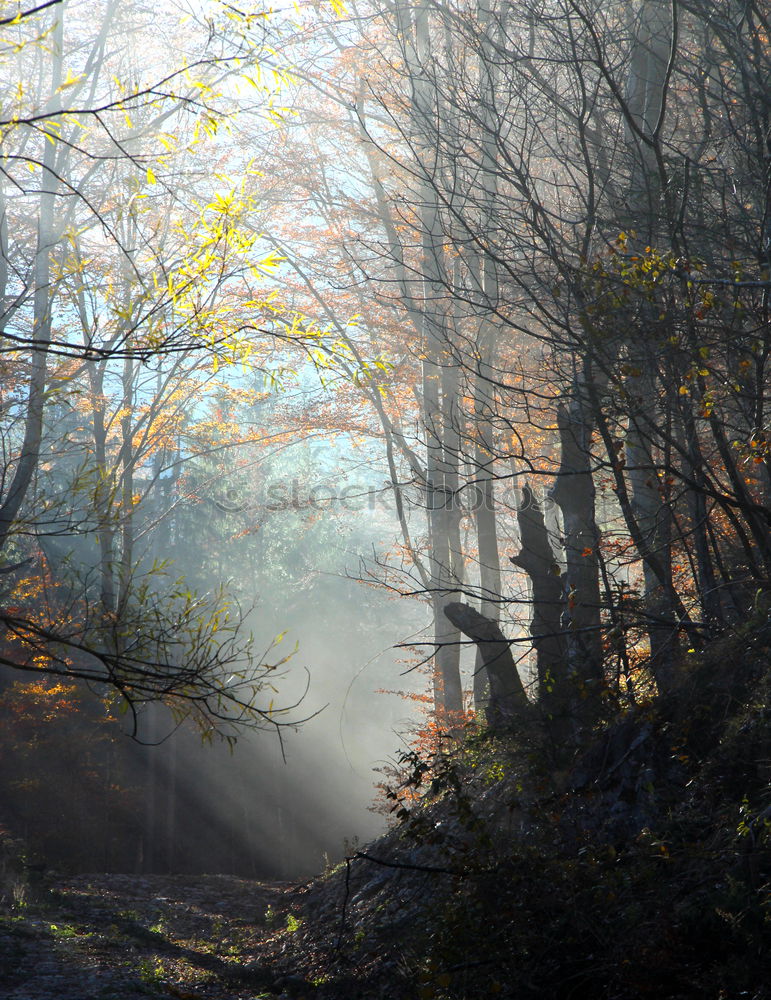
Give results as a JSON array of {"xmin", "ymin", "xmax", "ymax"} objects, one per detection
[{"xmin": 374, "ymin": 611, "xmax": 771, "ymax": 999}]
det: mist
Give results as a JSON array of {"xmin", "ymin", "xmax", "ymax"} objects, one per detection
[
  {"xmin": 0, "ymin": 400, "xmax": 429, "ymax": 876},
  {"xmin": 3, "ymin": 0, "xmax": 768, "ymax": 900}
]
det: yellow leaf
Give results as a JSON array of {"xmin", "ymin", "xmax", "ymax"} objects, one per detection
[
  {"xmin": 56, "ymin": 68, "xmax": 84, "ymax": 93},
  {"xmin": 146, "ymin": 166, "xmax": 156, "ymax": 185}
]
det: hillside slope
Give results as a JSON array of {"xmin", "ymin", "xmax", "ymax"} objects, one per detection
[
  {"xmin": 1, "ymin": 616, "xmax": 769, "ymax": 999},
  {"xmin": 283, "ymin": 614, "xmax": 771, "ymax": 998}
]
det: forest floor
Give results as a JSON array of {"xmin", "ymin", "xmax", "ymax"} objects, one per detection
[
  {"xmin": 0, "ymin": 853, "xmax": 422, "ymax": 1000},
  {"xmin": 1, "ymin": 617, "xmax": 770, "ymax": 1000},
  {"xmin": 0, "ymin": 872, "xmax": 323, "ymax": 1000}
]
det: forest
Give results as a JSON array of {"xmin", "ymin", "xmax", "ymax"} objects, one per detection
[{"xmin": 0, "ymin": 0, "xmax": 769, "ymax": 997}]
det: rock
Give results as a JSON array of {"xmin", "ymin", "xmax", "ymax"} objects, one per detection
[
  {"xmin": 274, "ymin": 972, "xmax": 316, "ymax": 994},
  {"xmin": 223, "ymin": 959, "xmax": 276, "ymax": 987}
]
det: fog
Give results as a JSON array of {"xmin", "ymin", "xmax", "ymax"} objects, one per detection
[
  {"xmin": 0, "ymin": 400, "xmax": 431, "ymax": 875},
  {"xmin": 5, "ymin": 0, "xmax": 724, "ymax": 883},
  {"xmin": 124, "ymin": 466, "xmax": 430, "ymax": 878},
  {"xmin": 126, "ymin": 601, "xmax": 424, "ymax": 879},
  {"xmin": 0, "ymin": 0, "xmax": 441, "ymax": 878}
]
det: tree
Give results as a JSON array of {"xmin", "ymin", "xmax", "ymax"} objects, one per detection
[
  {"xmin": 396, "ymin": 0, "xmax": 771, "ymax": 719},
  {"xmin": 274, "ymin": 0, "xmax": 771, "ymax": 743},
  {"xmin": 0, "ymin": 0, "xmax": 303, "ymax": 739}
]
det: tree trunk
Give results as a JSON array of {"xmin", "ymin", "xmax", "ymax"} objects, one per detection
[
  {"xmin": 414, "ymin": 0, "xmax": 463, "ymax": 718},
  {"xmin": 470, "ymin": 0, "xmax": 504, "ymax": 718},
  {"xmin": 550, "ymin": 392, "xmax": 605, "ymax": 715},
  {"xmin": 510, "ymin": 484, "xmax": 568, "ymax": 732},
  {"xmin": 0, "ymin": 11, "xmax": 64, "ymax": 553},
  {"xmin": 86, "ymin": 361, "xmax": 117, "ymax": 613},
  {"xmin": 622, "ymin": 0, "xmax": 680, "ymax": 690},
  {"xmin": 625, "ymin": 399, "xmax": 676, "ymax": 689},
  {"xmin": 443, "ymin": 601, "xmax": 530, "ymax": 729}
]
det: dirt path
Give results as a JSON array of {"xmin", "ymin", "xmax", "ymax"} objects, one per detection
[{"xmin": 0, "ymin": 873, "xmax": 310, "ymax": 1000}]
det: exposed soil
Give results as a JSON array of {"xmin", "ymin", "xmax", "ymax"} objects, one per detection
[
  {"xmin": 0, "ymin": 853, "xmax": 426, "ymax": 1000},
  {"xmin": 0, "ymin": 872, "xmax": 314, "ymax": 1000}
]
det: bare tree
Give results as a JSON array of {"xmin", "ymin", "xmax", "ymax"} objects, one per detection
[
  {"xmin": 0, "ymin": 0, "xmax": 303, "ymax": 738},
  {"xmin": 333, "ymin": 0, "xmax": 771, "ymax": 727}
]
